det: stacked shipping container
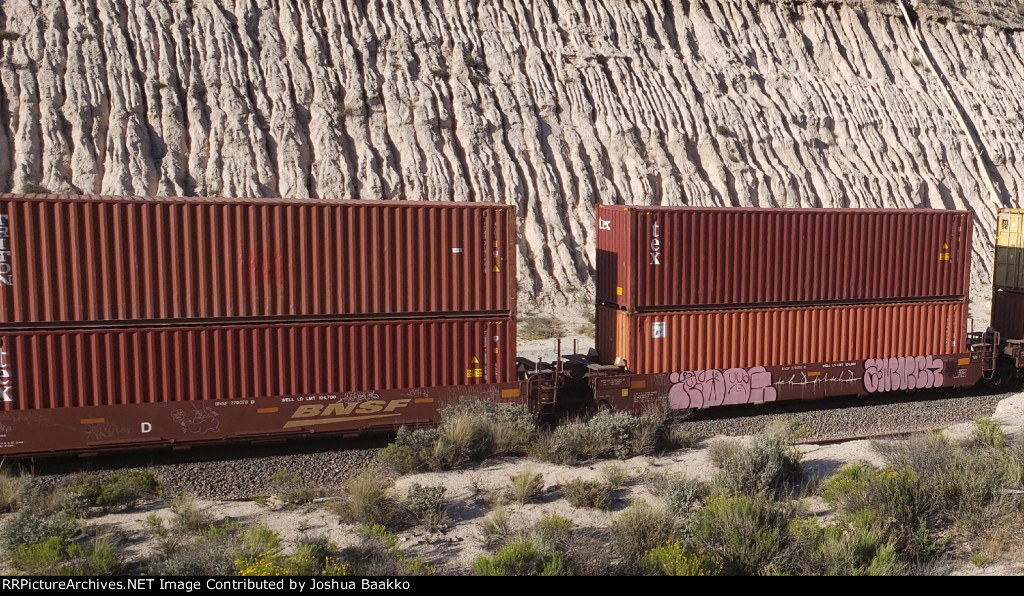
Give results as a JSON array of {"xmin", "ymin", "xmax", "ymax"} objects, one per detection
[
  {"xmin": 0, "ymin": 194, "xmax": 517, "ymax": 454},
  {"xmin": 991, "ymin": 209, "xmax": 1024, "ymax": 339},
  {"xmin": 595, "ymin": 205, "xmax": 973, "ymax": 374}
]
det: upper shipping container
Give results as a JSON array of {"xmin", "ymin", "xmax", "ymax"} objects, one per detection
[
  {"xmin": 596, "ymin": 206, "xmax": 973, "ymax": 311},
  {"xmin": 994, "ymin": 209, "xmax": 1024, "ymax": 292},
  {"xmin": 0, "ymin": 194, "xmax": 515, "ymax": 329}
]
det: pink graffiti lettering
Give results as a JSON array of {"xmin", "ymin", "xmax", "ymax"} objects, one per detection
[
  {"xmin": 668, "ymin": 366, "xmax": 777, "ymax": 410},
  {"xmin": 863, "ymin": 356, "xmax": 944, "ymax": 393}
]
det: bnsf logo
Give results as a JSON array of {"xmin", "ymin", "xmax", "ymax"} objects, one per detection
[{"xmin": 290, "ymin": 399, "xmax": 412, "ymax": 419}]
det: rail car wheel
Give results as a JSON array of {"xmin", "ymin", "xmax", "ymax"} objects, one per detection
[{"xmin": 984, "ymin": 358, "xmax": 1020, "ymax": 391}]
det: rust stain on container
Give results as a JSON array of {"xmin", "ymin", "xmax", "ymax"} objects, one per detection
[
  {"xmin": 596, "ymin": 205, "xmax": 972, "ymax": 311},
  {"xmin": 0, "ymin": 316, "xmax": 515, "ymax": 411},
  {"xmin": 596, "ymin": 302, "xmax": 966, "ymax": 374},
  {"xmin": 0, "ymin": 194, "xmax": 515, "ymax": 328}
]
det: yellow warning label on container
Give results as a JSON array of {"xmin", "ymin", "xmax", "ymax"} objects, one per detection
[
  {"xmin": 257, "ymin": 408, "xmax": 279, "ymax": 414},
  {"xmin": 466, "ymin": 369, "xmax": 483, "ymax": 378},
  {"xmin": 616, "ymin": 286, "xmax": 623, "ymax": 296},
  {"xmin": 958, "ymin": 357, "xmax": 971, "ymax": 366},
  {"xmin": 80, "ymin": 418, "xmax": 105, "ymax": 425},
  {"xmin": 501, "ymin": 388, "xmax": 521, "ymax": 399},
  {"xmin": 493, "ymin": 265, "xmax": 500, "ymax": 272},
  {"xmin": 471, "ymin": 357, "xmax": 479, "ymax": 363},
  {"xmin": 621, "ymin": 389, "xmax": 628, "ymax": 397}
]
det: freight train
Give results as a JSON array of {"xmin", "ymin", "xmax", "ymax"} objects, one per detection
[{"xmin": 0, "ymin": 193, "xmax": 1020, "ymax": 459}]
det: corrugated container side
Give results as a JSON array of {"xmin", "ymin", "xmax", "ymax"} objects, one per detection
[
  {"xmin": 0, "ymin": 195, "xmax": 515, "ymax": 328},
  {"xmin": 0, "ymin": 316, "xmax": 515, "ymax": 410},
  {"xmin": 991, "ymin": 289, "xmax": 1024, "ymax": 340},
  {"xmin": 596, "ymin": 301, "xmax": 966, "ymax": 374},
  {"xmin": 596, "ymin": 206, "xmax": 972, "ymax": 310},
  {"xmin": 994, "ymin": 209, "xmax": 1024, "ymax": 291}
]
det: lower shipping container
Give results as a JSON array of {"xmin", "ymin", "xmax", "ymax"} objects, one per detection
[
  {"xmin": 0, "ymin": 317, "xmax": 519, "ymax": 457},
  {"xmin": 991, "ymin": 289, "xmax": 1024, "ymax": 340},
  {"xmin": 596, "ymin": 301, "xmax": 966, "ymax": 374}
]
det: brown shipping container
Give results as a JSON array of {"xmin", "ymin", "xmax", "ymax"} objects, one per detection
[
  {"xmin": 0, "ymin": 194, "xmax": 515, "ymax": 328},
  {"xmin": 596, "ymin": 301, "xmax": 966, "ymax": 374},
  {"xmin": 596, "ymin": 205, "xmax": 972, "ymax": 310},
  {"xmin": 991, "ymin": 289, "xmax": 1024, "ymax": 340},
  {"xmin": 0, "ymin": 316, "xmax": 515, "ymax": 410}
]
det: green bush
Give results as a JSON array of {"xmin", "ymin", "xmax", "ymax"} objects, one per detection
[
  {"xmin": 688, "ymin": 493, "xmax": 794, "ymax": 576},
  {"xmin": 610, "ymin": 500, "xmax": 677, "ymax": 572},
  {"xmin": 96, "ymin": 470, "xmax": 160, "ymax": 510},
  {"xmin": 563, "ymin": 478, "xmax": 611, "ymax": 510},
  {"xmin": 471, "ymin": 539, "xmax": 571, "ymax": 576},
  {"xmin": 646, "ymin": 540, "xmax": 722, "ymax": 576},
  {"xmin": 972, "ymin": 417, "xmax": 1006, "ymax": 450},
  {"xmin": 339, "ymin": 525, "xmax": 433, "ymax": 576}
]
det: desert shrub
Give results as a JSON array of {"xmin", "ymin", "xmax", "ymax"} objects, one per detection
[
  {"xmin": 563, "ymin": 478, "xmax": 611, "ymax": 510},
  {"xmin": 0, "ymin": 509, "xmax": 82, "ymax": 556},
  {"xmin": 328, "ymin": 473, "xmax": 403, "ymax": 528},
  {"xmin": 821, "ymin": 461, "xmax": 877, "ymax": 509},
  {"xmin": 148, "ymin": 526, "xmax": 242, "ymax": 575},
  {"xmin": 267, "ymin": 469, "xmax": 317, "ymax": 505},
  {"xmin": 96, "ymin": 470, "xmax": 160, "ymax": 510},
  {"xmin": 144, "ymin": 513, "xmax": 169, "ymax": 538},
  {"xmin": 707, "ymin": 437, "xmax": 743, "ymax": 467},
  {"xmin": 519, "ymin": 316, "xmax": 566, "ymax": 340},
  {"xmin": 406, "ymin": 483, "xmax": 447, "ymax": 531},
  {"xmin": 58, "ymin": 473, "xmax": 103, "ymax": 506},
  {"xmin": 169, "ymin": 494, "xmax": 214, "ymax": 534},
  {"xmin": 340, "ymin": 525, "xmax": 432, "ymax": 576},
  {"xmin": 600, "ymin": 462, "xmax": 632, "ymax": 489},
  {"xmin": 785, "ymin": 515, "xmax": 902, "ymax": 576},
  {"xmin": 535, "ymin": 514, "xmax": 574, "ymax": 547},
  {"xmin": 649, "ymin": 473, "xmax": 709, "ymax": 517},
  {"xmin": 378, "ymin": 426, "xmax": 439, "ymax": 473},
  {"xmin": 471, "ymin": 538, "xmax": 571, "ymax": 576},
  {"xmin": 664, "ymin": 424, "xmax": 696, "ymax": 449},
  {"xmin": 0, "ymin": 471, "xmax": 26, "ymax": 513},
  {"xmin": 609, "ymin": 500, "xmax": 677, "ymax": 572},
  {"xmin": 381, "ymin": 402, "xmax": 538, "ymax": 472},
  {"xmin": 646, "ymin": 540, "xmax": 723, "ymax": 576},
  {"xmin": 765, "ymin": 417, "xmax": 809, "ymax": 442},
  {"xmin": 10, "ymin": 536, "xmax": 66, "ymax": 573},
  {"xmin": 531, "ymin": 409, "xmax": 669, "ymax": 464},
  {"xmin": 433, "ymin": 401, "xmax": 539, "ymax": 468},
  {"xmin": 507, "ymin": 470, "xmax": 544, "ymax": 505},
  {"xmin": 972, "ymin": 417, "xmax": 1006, "ymax": 449},
  {"xmin": 712, "ymin": 433, "xmax": 803, "ymax": 497},
  {"xmin": 477, "ymin": 506, "xmax": 515, "ymax": 551},
  {"xmin": 688, "ymin": 493, "xmax": 794, "ymax": 576}
]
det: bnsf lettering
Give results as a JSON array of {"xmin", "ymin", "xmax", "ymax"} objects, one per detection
[
  {"xmin": 291, "ymin": 399, "xmax": 412, "ymax": 419},
  {"xmin": 0, "ymin": 214, "xmax": 11, "ymax": 286}
]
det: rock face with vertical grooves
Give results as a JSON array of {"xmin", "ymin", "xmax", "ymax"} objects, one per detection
[{"xmin": 1, "ymin": 0, "xmax": 1022, "ymax": 317}]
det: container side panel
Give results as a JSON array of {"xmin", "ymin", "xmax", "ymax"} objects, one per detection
[
  {"xmin": 0, "ymin": 317, "xmax": 515, "ymax": 411},
  {"xmin": 0, "ymin": 195, "xmax": 515, "ymax": 328},
  {"xmin": 614, "ymin": 302, "xmax": 965, "ymax": 374}
]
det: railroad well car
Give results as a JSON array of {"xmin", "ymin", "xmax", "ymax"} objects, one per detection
[{"xmin": 0, "ymin": 195, "xmax": 1015, "ymax": 459}]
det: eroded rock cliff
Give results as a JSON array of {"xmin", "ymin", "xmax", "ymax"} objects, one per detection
[{"xmin": 1, "ymin": 0, "xmax": 1022, "ymax": 318}]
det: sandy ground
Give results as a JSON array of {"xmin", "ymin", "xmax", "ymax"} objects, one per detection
[{"xmin": 70, "ymin": 390, "xmax": 1024, "ymax": 576}]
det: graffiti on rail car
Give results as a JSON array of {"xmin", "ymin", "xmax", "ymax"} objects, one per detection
[
  {"xmin": 667, "ymin": 366, "xmax": 778, "ymax": 410},
  {"xmin": 863, "ymin": 356, "xmax": 945, "ymax": 393}
]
